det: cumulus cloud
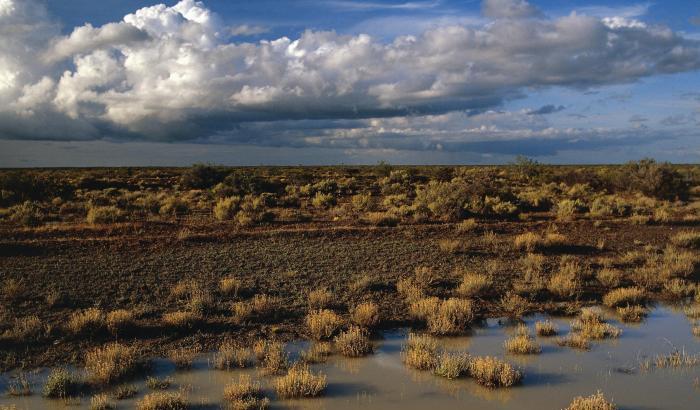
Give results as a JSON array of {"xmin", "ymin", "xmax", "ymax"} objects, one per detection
[
  {"xmin": 481, "ymin": 0, "xmax": 541, "ymax": 19},
  {"xmin": 0, "ymin": 0, "xmax": 699, "ymax": 151}
]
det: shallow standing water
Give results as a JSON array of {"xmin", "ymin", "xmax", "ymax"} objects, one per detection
[{"xmin": 2, "ymin": 305, "xmax": 700, "ymax": 409}]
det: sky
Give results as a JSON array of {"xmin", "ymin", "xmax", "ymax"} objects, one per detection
[{"xmin": 0, "ymin": 0, "xmax": 699, "ymax": 166}]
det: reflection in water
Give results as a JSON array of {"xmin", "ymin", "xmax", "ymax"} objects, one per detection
[{"xmin": 2, "ymin": 305, "xmax": 700, "ymax": 409}]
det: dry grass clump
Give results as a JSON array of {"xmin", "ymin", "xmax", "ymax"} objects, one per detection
[
  {"xmin": 652, "ymin": 350, "xmax": 700, "ymax": 368},
  {"xmin": 168, "ymin": 346, "xmax": 200, "ymax": 369},
  {"xmin": 663, "ymin": 278, "xmax": 695, "ymax": 299},
  {"xmin": 504, "ymin": 327, "xmax": 541, "ymax": 355},
  {"xmin": 468, "ymin": 356, "xmax": 522, "ymax": 388},
  {"xmin": 90, "ymin": 393, "xmax": 114, "ymax": 410},
  {"xmin": 213, "ymin": 196, "xmax": 241, "ymax": 221},
  {"xmin": 146, "ymin": 376, "xmax": 171, "ymax": 390},
  {"xmin": 455, "ymin": 218, "xmax": 478, "ymax": 233},
  {"xmin": 274, "ymin": 365, "xmax": 327, "ymax": 399},
  {"xmin": 308, "ymin": 288, "xmax": 333, "ymax": 310},
  {"xmin": 300, "ymin": 342, "xmax": 333, "ymax": 364},
  {"xmin": 617, "ymin": 305, "xmax": 647, "ymax": 323},
  {"xmin": 659, "ymin": 246, "xmax": 697, "ymax": 278},
  {"xmin": 2, "ymin": 278, "xmax": 26, "ymax": 301},
  {"xmin": 223, "ymin": 374, "xmax": 270, "ymax": 410},
  {"xmin": 85, "ymin": 343, "xmax": 139, "ymax": 385},
  {"xmin": 187, "ymin": 287, "xmax": 214, "ymax": 315},
  {"xmin": 684, "ymin": 305, "xmax": 700, "ymax": 319},
  {"xmin": 396, "ymin": 277, "xmax": 426, "ymax": 302},
  {"xmin": 363, "ymin": 211, "xmax": 399, "ymax": 227},
  {"xmin": 162, "ymin": 310, "xmax": 201, "ymax": 329},
  {"xmin": 596, "ymin": 268, "xmax": 622, "ymax": 288},
  {"xmin": 306, "ymin": 309, "xmax": 343, "ymax": 340},
  {"xmin": 438, "ymin": 238, "xmax": 463, "ymax": 254},
  {"xmin": 410, "ymin": 297, "xmax": 474, "ymax": 335},
  {"xmin": 455, "ymin": 271, "xmax": 492, "ymax": 297},
  {"xmin": 43, "ymin": 368, "xmax": 78, "ymax": 398},
  {"xmin": 350, "ymin": 301, "xmax": 380, "ymax": 328},
  {"xmin": 500, "ymin": 292, "xmax": 529, "ymax": 318},
  {"xmin": 86, "ymin": 206, "xmax": 122, "ymax": 224},
  {"xmin": 535, "ymin": 320, "xmax": 558, "ymax": 336},
  {"xmin": 570, "ymin": 309, "xmax": 621, "ymax": 339},
  {"xmin": 334, "ymin": 326, "xmax": 373, "ymax": 357},
  {"xmin": 401, "ymin": 333, "xmax": 439, "ymax": 370},
  {"xmin": 548, "ymin": 260, "xmax": 582, "ymax": 298},
  {"xmin": 693, "ymin": 325, "xmax": 700, "ymax": 337},
  {"xmin": 170, "ymin": 280, "xmax": 194, "ymax": 299},
  {"xmin": 555, "ymin": 334, "xmax": 591, "ymax": 350},
  {"xmin": 251, "ymin": 294, "xmax": 277, "ymax": 317},
  {"xmin": 433, "ymin": 352, "xmax": 471, "ymax": 379},
  {"xmin": 220, "ymin": 277, "xmax": 242, "ymax": 297},
  {"xmin": 602, "ymin": 287, "xmax": 645, "ymax": 307},
  {"xmin": 106, "ymin": 309, "xmax": 136, "ymax": 335},
  {"xmin": 565, "ymin": 391, "xmax": 617, "ymax": 410},
  {"xmin": 514, "ymin": 232, "xmax": 541, "ymax": 252},
  {"xmin": 3, "ymin": 315, "xmax": 43, "ymax": 341},
  {"xmin": 136, "ymin": 391, "xmax": 188, "ymax": 410},
  {"xmin": 213, "ymin": 341, "xmax": 253, "ymax": 369},
  {"xmin": 67, "ymin": 308, "xmax": 105, "ymax": 335},
  {"xmin": 514, "ymin": 254, "xmax": 547, "ymax": 295},
  {"xmin": 111, "ymin": 384, "xmax": 137, "ymax": 400},
  {"xmin": 670, "ymin": 231, "xmax": 700, "ymax": 249},
  {"xmin": 256, "ymin": 340, "xmax": 289, "ymax": 375}
]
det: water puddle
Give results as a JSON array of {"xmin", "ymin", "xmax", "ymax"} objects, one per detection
[{"xmin": 2, "ymin": 305, "xmax": 700, "ymax": 409}]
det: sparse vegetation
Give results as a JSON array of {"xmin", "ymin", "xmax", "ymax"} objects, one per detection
[
  {"xmin": 334, "ymin": 326, "xmax": 373, "ymax": 357},
  {"xmin": 85, "ymin": 343, "xmax": 139, "ymax": 385},
  {"xmin": 274, "ymin": 365, "xmax": 327, "ymax": 399},
  {"xmin": 535, "ymin": 320, "xmax": 558, "ymax": 336},
  {"xmin": 136, "ymin": 391, "xmax": 188, "ymax": 410},
  {"xmin": 565, "ymin": 391, "xmax": 617, "ymax": 410},
  {"xmin": 306, "ymin": 309, "xmax": 343, "ymax": 340},
  {"xmin": 223, "ymin": 374, "xmax": 270, "ymax": 410},
  {"xmin": 468, "ymin": 356, "xmax": 522, "ymax": 388}
]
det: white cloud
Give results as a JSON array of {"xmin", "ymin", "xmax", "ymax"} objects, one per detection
[
  {"xmin": 482, "ymin": 0, "xmax": 541, "ymax": 19},
  {"xmin": 328, "ymin": 1, "xmax": 441, "ymax": 11},
  {"xmin": 0, "ymin": 0, "xmax": 698, "ymax": 150}
]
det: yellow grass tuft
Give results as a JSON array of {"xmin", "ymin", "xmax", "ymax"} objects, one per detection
[
  {"xmin": 162, "ymin": 310, "xmax": 201, "ymax": 329},
  {"xmin": 305, "ymin": 309, "xmax": 343, "ymax": 340},
  {"xmin": 223, "ymin": 374, "xmax": 270, "ymax": 410},
  {"xmin": 455, "ymin": 271, "xmax": 492, "ymax": 297},
  {"xmin": 570, "ymin": 309, "xmax": 621, "ymax": 339},
  {"xmin": 274, "ymin": 365, "xmax": 327, "ymax": 399},
  {"xmin": 220, "ymin": 277, "xmax": 242, "ymax": 297},
  {"xmin": 602, "ymin": 287, "xmax": 645, "ymax": 307},
  {"xmin": 535, "ymin": 320, "xmax": 558, "ymax": 336},
  {"xmin": 85, "ymin": 343, "xmax": 138, "ymax": 385},
  {"xmin": 334, "ymin": 326, "xmax": 373, "ymax": 357},
  {"xmin": 67, "ymin": 308, "xmax": 105, "ymax": 335},
  {"xmin": 468, "ymin": 356, "xmax": 522, "ymax": 388},
  {"xmin": 350, "ymin": 301, "xmax": 380, "ymax": 328},
  {"xmin": 617, "ymin": 305, "xmax": 647, "ymax": 323},
  {"xmin": 433, "ymin": 352, "xmax": 471, "ymax": 379},
  {"xmin": 136, "ymin": 391, "xmax": 188, "ymax": 410},
  {"xmin": 401, "ymin": 333, "xmax": 439, "ymax": 370},
  {"xmin": 504, "ymin": 334, "xmax": 541, "ymax": 355},
  {"xmin": 565, "ymin": 391, "xmax": 617, "ymax": 410},
  {"xmin": 212, "ymin": 341, "xmax": 253, "ymax": 369},
  {"xmin": 106, "ymin": 309, "xmax": 136, "ymax": 335},
  {"xmin": 308, "ymin": 288, "xmax": 333, "ymax": 310},
  {"xmin": 168, "ymin": 346, "xmax": 200, "ymax": 369}
]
